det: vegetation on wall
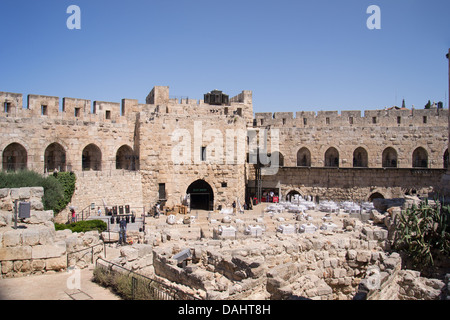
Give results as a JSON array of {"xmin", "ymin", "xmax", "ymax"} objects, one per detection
[
  {"xmin": 0, "ymin": 170, "xmax": 76, "ymax": 215},
  {"xmin": 394, "ymin": 199, "xmax": 450, "ymax": 271}
]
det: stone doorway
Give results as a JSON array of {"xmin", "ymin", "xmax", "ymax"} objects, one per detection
[{"xmin": 187, "ymin": 179, "xmax": 214, "ymax": 211}]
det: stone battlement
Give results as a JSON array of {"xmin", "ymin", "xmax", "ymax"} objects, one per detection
[
  {"xmin": 1, "ymin": 87, "xmax": 253, "ymax": 125},
  {"xmin": 255, "ymin": 107, "xmax": 448, "ymax": 128}
]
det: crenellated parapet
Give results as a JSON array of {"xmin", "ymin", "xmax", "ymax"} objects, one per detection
[{"xmin": 254, "ymin": 108, "xmax": 448, "ymax": 128}]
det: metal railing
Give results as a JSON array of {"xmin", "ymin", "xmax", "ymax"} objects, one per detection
[
  {"xmin": 67, "ymin": 243, "xmax": 105, "ymax": 267},
  {"xmin": 95, "ymin": 258, "xmax": 201, "ymax": 300}
]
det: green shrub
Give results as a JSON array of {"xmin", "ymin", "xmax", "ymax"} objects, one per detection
[
  {"xmin": 55, "ymin": 219, "xmax": 107, "ymax": 233},
  {"xmin": 53, "ymin": 172, "xmax": 76, "ymax": 213}
]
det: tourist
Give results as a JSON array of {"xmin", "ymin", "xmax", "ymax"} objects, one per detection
[
  {"xmin": 155, "ymin": 203, "xmax": 161, "ymax": 218},
  {"xmin": 70, "ymin": 208, "xmax": 76, "ymax": 223},
  {"xmin": 119, "ymin": 218, "xmax": 127, "ymax": 245},
  {"xmin": 97, "ymin": 206, "xmax": 102, "ymax": 216}
]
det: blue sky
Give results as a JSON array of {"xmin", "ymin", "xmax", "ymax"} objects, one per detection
[{"xmin": 0, "ymin": 0, "xmax": 449, "ymax": 113}]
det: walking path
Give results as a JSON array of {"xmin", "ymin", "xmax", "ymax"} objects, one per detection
[{"xmin": 0, "ymin": 247, "xmax": 122, "ymax": 300}]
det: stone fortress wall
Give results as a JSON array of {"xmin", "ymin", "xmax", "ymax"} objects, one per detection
[
  {"xmin": 0, "ymin": 84, "xmax": 449, "ymax": 213},
  {"xmin": 0, "ymin": 87, "xmax": 253, "ymax": 212},
  {"xmin": 249, "ymin": 107, "xmax": 449, "ymax": 201}
]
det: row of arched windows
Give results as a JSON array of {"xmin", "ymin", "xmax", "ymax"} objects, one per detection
[
  {"xmin": 1, "ymin": 142, "xmax": 137, "ymax": 172},
  {"xmin": 3, "ymin": 142, "xmax": 449, "ymax": 172},
  {"xmin": 279, "ymin": 146, "xmax": 448, "ymax": 168}
]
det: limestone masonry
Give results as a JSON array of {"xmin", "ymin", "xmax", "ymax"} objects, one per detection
[{"xmin": 1, "ymin": 83, "xmax": 449, "ymax": 213}]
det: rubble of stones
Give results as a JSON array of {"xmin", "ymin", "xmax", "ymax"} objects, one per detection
[
  {"xmin": 106, "ymin": 196, "xmax": 449, "ymax": 300},
  {"xmin": 1, "ymin": 187, "xmax": 448, "ymax": 300}
]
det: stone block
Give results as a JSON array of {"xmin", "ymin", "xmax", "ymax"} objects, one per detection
[
  {"xmin": 30, "ymin": 199, "xmax": 44, "ymax": 210},
  {"xmin": 360, "ymin": 212, "xmax": 371, "ymax": 222},
  {"xmin": 22, "ymin": 229, "xmax": 40, "ymax": 246},
  {"xmin": 0, "ymin": 246, "xmax": 32, "ymax": 261},
  {"xmin": 0, "ymin": 188, "xmax": 9, "ymax": 199},
  {"xmin": 31, "ymin": 259, "xmax": 46, "ymax": 271},
  {"xmin": 30, "ymin": 187, "xmax": 44, "ymax": 198},
  {"xmin": 25, "ymin": 210, "xmax": 53, "ymax": 224},
  {"xmin": 132, "ymin": 243, "xmax": 153, "ymax": 257},
  {"xmin": 2, "ymin": 260, "xmax": 13, "ymax": 274},
  {"xmin": 18, "ymin": 187, "xmax": 31, "ymax": 200},
  {"xmin": 333, "ymin": 268, "xmax": 347, "ymax": 278},
  {"xmin": 9, "ymin": 189, "xmax": 20, "ymax": 200},
  {"xmin": 45, "ymin": 256, "xmax": 67, "ymax": 271},
  {"xmin": 120, "ymin": 246, "xmax": 139, "ymax": 261},
  {"xmin": 3, "ymin": 230, "xmax": 22, "ymax": 247},
  {"xmin": 39, "ymin": 227, "xmax": 55, "ymax": 245},
  {"xmin": 356, "ymin": 250, "xmax": 371, "ymax": 263},
  {"xmin": 32, "ymin": 244, "xmax": 66, "ymax": 259},
  {"xmin": 14, "ymin": 260, "xmax": 32, "ymax": 273},
  {"xmin": 0, "ymin": 212, "xmax": 12, "ymax": 227}
]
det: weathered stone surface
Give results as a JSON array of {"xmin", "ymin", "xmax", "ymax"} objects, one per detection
[
  {"xmin": 22, "ymin": 229, "xmax": 40, "ymax": 246},
  {"xmin": 32, "ymin": 244, "xmax": 66, "ymax": 259},
  {"xmin": 0, "ymin": 246, "xmax": 32, "ymax": 261},
  {"xmin": 24, "ymin": 210, "xmax": 53, "ymax": 224},
  {"xmin": 3, "ymin": 230, "xmax": 22, "ymax": 247},
  {"xmin": 0, "ymin": 189, "xmax": 9, "ymax": 199},
  {"xmin": 120, "ymin": 247, "xmax": 139, "ymax": 261},
  {"xmin": 45, "ymin": 256, "xmax": 67, "ymax": 271}
]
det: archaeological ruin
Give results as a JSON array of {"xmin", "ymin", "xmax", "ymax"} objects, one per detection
[{"xmin": 0, "ymin": 49, "xmax": 449, "ymax": 300}]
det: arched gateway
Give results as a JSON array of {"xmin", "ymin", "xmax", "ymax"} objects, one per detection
[{"xmin": 187, "ymin": 180, "xmax": 214, "ymax": 211}]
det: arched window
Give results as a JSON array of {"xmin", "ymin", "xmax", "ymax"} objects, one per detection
[
  {"xmin": 353, "ymin": 147, "xmax": 368, "ymax": 168},
  {"xmin": 116, "ymin": 145, "xmax": 135, "ymax": 170},
  {"xmin": 2, "ymin": 143, "xmax": 27, "ymax": 171},
  {"xmin": 82, "ymin": 144, "xmax": 102, "ymax": 171},
  {"xmin": 296, "ymin": 147, "xmax": 311, "ymax": 167},
  {"xmin": 44, "ymin": 143, "xmax": 66, "ymax": 173},
  {"xmin": 324, "ymin": 147, "xmax": 339, "ymax": 167},
  {"xmin": 412, "ymin": 147, "xmax": 428, "ymax": 168},
  {"xmin": 382, "ymin": 147, "xmax": 397, "ymax": 168}
]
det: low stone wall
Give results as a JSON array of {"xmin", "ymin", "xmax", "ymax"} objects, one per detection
[
  {"xmin": 0, "ymin": 187, "xmax": 45, "ymax": 212},
  {"xmin": 0, "ymin": 187, "xmax": 104, "ymax": 278}
]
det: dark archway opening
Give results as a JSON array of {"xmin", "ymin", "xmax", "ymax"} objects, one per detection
[
  {"xmin": 286, "ymin": 190, "xmax": 302, "ymax": 201},
  {"xmin": 369, "ymin": 192, "xmax": 385, "ymax": 202},
  {"xmin": 187, "ymin": 179, "xmax": 214, "ymax": 211},
  {"xmin": 45, "ymin": 143, "xmax": 66, "ymax": 173},
  {"xmin": 82, "ymin": 143, "xmax": 102, "ymax": 171},
  {"xmin": 2, "ymin": 143, "xmax": 27, "ymax": 171}
]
